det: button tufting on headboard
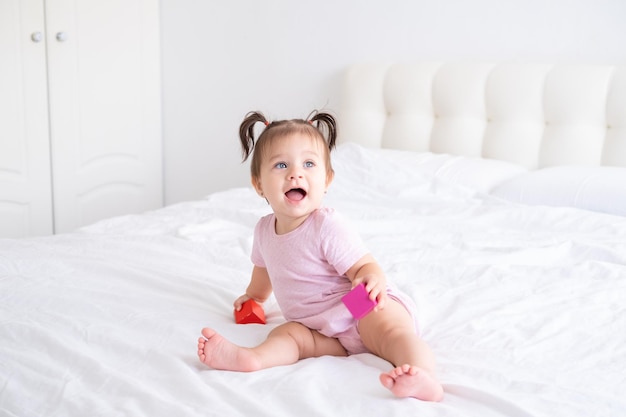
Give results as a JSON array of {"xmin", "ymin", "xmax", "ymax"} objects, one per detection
[{"xmin": 340, "ymin": 62, "xmax": 626, "ymax": 169}]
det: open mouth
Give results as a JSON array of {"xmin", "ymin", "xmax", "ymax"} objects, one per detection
[{"xmin": 285, "ymin": 188, "xmax": 307, "ymax": 201}]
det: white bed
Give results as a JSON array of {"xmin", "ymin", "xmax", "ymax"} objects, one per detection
[{"xmin": 2, "ymin": 63, "xmax": 626, "ymax": 416}]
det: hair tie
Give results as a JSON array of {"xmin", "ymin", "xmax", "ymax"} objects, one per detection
[{"xmin": 264, "ymin": 121, "xmax": 270, "ymax": 126}]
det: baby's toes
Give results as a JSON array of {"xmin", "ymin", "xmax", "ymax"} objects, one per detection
[{"xmin": 391, "ymin": 366, "xmax": 404, "ymax": 378}]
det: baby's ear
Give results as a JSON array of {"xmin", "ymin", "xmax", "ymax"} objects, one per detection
[
  {"xmin": 251, "ymin": 177, "xmax": 263, "ymax": 196},
  {"xmin": 326, "ymin": 170, "xmax": 335, "ymax": 188}
]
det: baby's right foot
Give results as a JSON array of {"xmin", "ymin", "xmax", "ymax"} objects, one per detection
[
  {"xmin": 379, "ymin": 364, "xmax": 444, "ymax": 401},
  {"xmin": 197, "ymin": 328, "xmax": 261, "ymax": 372}
]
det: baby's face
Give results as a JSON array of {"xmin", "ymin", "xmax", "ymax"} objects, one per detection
[{"xmin": 253, "ymin": 133, "xmax": 332, "ymax": 233}]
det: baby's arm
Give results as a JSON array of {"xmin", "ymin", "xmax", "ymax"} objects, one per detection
[
  {"xmin": 234, "ymin": 265, "xmax": 273, "ymax": 311},
  {"xmin": 345, "ymin": 254, "xmax": 388, "ymax": 311}
]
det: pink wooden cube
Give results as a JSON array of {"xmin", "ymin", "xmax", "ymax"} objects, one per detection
[{"xmin": 341, "ymin": 283, "xmax": 377, "ymax": 319}]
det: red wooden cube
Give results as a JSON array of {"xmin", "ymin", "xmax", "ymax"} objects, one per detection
[{"xmin": 234, "ymin": 299, "xmax": 266, "ymax": 324}]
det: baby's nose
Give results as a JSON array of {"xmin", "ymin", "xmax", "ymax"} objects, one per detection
[{"xmin": 287, "ymin": 169, "xmax": 303, "ymax": 179}]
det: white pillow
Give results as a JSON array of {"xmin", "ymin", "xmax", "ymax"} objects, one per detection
[
  {"xmin": 491, "ymin": 166, "xmax": 626, "ymax": 216},
  {"xmin": 429, "ymin": 155, "xmax": 528, "ymax": 193},
  {"xmin": 334, "ymin": 143, "xmax": 527, "ymax": 193}
]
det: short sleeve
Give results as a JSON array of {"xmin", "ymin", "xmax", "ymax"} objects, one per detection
[
  {"xmin": 250, "ymin": 218, "xmax": 267, "ymax": 268},
  {"xmin": 319, "ymin": 209, "xmax": 369, "ymax": 276}
]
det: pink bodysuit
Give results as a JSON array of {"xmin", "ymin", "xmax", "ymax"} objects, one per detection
[{"xmin": 251, "ymin": 208, "xmax": 417, "ymax": 354}]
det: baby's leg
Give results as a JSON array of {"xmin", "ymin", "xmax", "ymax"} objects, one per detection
[
  {"xmin": 197, "ymin": 322, "xmax": 347, "ymax": 371},
  {"xmin": 358, "ymin": 300, "xmax": 443, "ymax": 401}
]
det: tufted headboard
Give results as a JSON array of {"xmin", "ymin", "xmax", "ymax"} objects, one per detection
[{"xmin": 339, "ymin": 63, "xmax": 626, "ymax": 168}]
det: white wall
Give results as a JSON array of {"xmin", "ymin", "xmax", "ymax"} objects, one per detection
[{"xmin": 160, "ymin": 0, "xmax": 626, "ymax": 205}]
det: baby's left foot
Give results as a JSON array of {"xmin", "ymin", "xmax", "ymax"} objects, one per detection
[{"xmin": 379, "ymin": 364, "xmax": 443, "ymax": 401}]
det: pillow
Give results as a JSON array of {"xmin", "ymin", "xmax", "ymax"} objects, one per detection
[
  {"xmin": 334, "ymin": 143, "xmax": 528, "ymax": 194},
  {"xmin": 428, "ymin": 155, "xmax": 528, "ymax": 193},
  {"xmin": 491, "ymin": 166, "xmax": 626, "ymax": 216}
]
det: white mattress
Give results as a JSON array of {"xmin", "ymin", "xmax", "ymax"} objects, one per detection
[{"xmin": 1, "ymin": 143, "xmax": 625, "ymax": 416}]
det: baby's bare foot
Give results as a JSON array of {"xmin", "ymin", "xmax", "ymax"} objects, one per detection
[
  {"xmin": 197, "ymin": 328, "xmax": 261, "ymax": 372},
  {"xmin": 379, "ymin": 364, "xmax": 444, "ymax": 401}
]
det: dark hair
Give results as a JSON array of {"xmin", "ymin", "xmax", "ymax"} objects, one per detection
[{"xmin": 238, "ymin": 110, "xmax": 337, "ymax": 179}]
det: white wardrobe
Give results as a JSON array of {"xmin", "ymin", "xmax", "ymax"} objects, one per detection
[{"xmin": 0, "ymin": 0, "xmax": 162, "ymax": 238}]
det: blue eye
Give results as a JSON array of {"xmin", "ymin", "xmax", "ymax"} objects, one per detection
[
  {"xmin": 304, "ymin": 161, "xmax": 315, "ymax": 168},
  {"xmin": 275, "ymin": 162, "xmax": 287, "ymax": 169}
]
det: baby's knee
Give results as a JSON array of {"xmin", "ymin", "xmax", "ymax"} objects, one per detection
[
  {"xmin": 269, "ymin": 322, "xmax": 313, "ymax": 345},
  {"xmin": 269, "ymin": 321, "xmax": 307, "ymax": 336}
]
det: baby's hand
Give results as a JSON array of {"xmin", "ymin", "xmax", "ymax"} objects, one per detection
[
  {"xmin": 354, "ymin": 275, "xmax": 388, "ymax": 311},
  {"xmin": 233, "ymin": 294, "xmax": 252, "ymax": 311}
]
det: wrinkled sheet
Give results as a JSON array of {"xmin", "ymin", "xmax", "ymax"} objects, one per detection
[{"xmin": 1, "ymin": 144, "xmax": 625, "ymax": 417}]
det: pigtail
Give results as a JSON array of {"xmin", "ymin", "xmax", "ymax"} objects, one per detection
[
  {"xmin": 308, "ymin": 111, "xmax": 337, "ymax": 150},
  {"xmin": 239, "ymin": 111, "xmax": 269, "ymax": 162}
]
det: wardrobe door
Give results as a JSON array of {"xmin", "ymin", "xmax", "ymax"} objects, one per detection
[
  {"xmin": 45, "ymin": 0, "xmax": 163, "ymax": 233},
  {"xmin": 0, "ymin": 0, "xmax": 53, "ymax": 238}
]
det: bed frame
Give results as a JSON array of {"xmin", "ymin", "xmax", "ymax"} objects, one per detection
[{"xmin": 339, "ymin": 62, "xmax": 626, "ymax": 168}]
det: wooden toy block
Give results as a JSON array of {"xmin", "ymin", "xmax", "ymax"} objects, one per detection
[
  {"xmin": 341, "ymin": 283, "xmax": 378, "ymax": 319},
  {"xmin": 234, "ymin": 299, "xmax": 266, "ymax": 324}
]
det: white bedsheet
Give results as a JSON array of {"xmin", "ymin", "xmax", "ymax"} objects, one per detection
[{"xmin": 1, "ymin": 144, "xmax": 625, "ymax": 416}]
